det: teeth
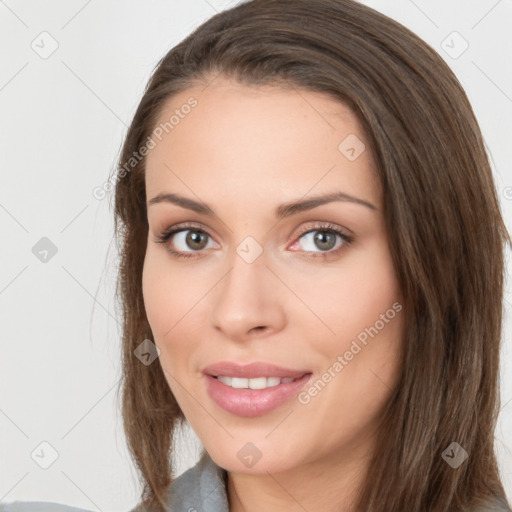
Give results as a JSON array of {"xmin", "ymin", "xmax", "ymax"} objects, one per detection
[
  {"xmin": 217, "ymin": 376, "xmax": 233, "ymax": 386},
  {"xmin": 265, "ymin": 377, "xmax": 281, "ymax": 387},
  {"xmin": 231, "ymin": 377, "xmax": 248, "ymax": 388},
  {"xmin": 216, "ymin": 375, "xmax": 300, "ymax": 389},
  {"xmin": 248, "ymin": 377, "xmax": 268, "ymax": 389}
]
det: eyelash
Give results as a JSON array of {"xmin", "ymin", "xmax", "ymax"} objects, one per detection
[{"xmin": 154, "ymin": 221, "xmax": 354, "ymax": 260}]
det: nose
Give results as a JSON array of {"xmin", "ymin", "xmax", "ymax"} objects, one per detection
[{"xmin": 209, "ymin": 250, "xmax": 286, "ymax": 343}]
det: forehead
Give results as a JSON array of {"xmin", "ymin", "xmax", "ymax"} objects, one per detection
[{"xmin": 144, "ymin": 77, "xmax": 381, "ymax": 209}]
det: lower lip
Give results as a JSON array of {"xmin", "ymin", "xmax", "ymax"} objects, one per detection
[{"xmin": 204, "ymin": 373, "xmax": 313, "ymax": 417}]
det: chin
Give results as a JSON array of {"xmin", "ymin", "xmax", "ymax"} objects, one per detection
[{"xmin": 205, "ymin": 439, "xmax": 303, "ymax": 475}]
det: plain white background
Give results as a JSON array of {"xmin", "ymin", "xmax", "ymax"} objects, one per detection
[{"xmin": 1, "ymin": 0, "xmax": 511, "ymax": 510}]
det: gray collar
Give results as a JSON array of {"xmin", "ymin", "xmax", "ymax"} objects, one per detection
[{"xmin": 168, "ymin": 451, "xmax": 229, "ymax": 512}]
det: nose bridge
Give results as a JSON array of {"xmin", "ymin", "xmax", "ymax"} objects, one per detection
[{"xmin": 210, "ymin": 246, "xmax": 285, "ymax": 340}]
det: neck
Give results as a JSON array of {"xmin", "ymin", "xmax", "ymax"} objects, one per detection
[{"xmin": 226, "ymin": 442, "xmax": 371, "ymax": 512}]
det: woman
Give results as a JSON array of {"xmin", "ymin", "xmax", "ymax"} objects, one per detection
[
  {"xmin": 117, "ymin": 0, "xmax": 512, "ymax": 510},
  {"xmin": 3, "ymin": 0, "xmax": 510, "ymax": 511}
]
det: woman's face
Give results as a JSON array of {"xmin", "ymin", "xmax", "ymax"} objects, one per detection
[{"xmin": 143, "ymin": 76, "xmax": 404, "ymax": 475}]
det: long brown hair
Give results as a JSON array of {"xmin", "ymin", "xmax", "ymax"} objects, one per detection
[{"xmin": 111, "ymin": 1, "xmax": 511, "ymax": 510}]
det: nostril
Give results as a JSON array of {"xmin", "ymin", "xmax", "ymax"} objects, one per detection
[{"xmin": 247, "ymin": 326, "xmax": 267, "ymax": 336}]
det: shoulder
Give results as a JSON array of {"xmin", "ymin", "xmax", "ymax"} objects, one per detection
[
  {"xmin": 129, "ymin": 450, "xmax": 229, "ymax": 512},
  {"xmin": 0, "ymin": 502, "xmax": 93, "ymax": 512},
  {"xmin": 0, "ymin": 453, "xmax": 228, "ymax": 512}
]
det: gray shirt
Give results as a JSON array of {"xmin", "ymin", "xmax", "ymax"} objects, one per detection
[{"xmin": 2, "ymin": 451, "xmax": 511, "ymax": 512}]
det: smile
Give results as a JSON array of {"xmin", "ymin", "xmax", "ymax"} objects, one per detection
[{"xmin": 214, "ymin": 375, "xmax": 304, "ymax": 389}]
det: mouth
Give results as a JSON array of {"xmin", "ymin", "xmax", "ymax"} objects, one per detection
[
  {"xmin": 202, "ymin": 361, "xmax": 313, "ymax": 417},
  {"xmin": 202, "ymin": 360, "xmax": 310, "ymax": 379}
]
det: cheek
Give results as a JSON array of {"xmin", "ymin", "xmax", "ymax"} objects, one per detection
[
  {"xmin": 142, "ymin": 247, "xmax": 197, "ymax": 338},
  {"xmin": 297, "ymin": 237, "xmax": 404, "ymax": 408},
  {"xmin": 142, "ymin": 254, "xmax": 192, "ymax": 402},
  {"xmin": 142, "ymin": 252, "xmax": 170, "ymax": 334},
  {"xmin": 142, "ymin": 251, "xmax": 191, "ymax": 370},
  {"xmin": 141, "ymin": 249, "xmax": 209, "ymax": 380},
  {"xmin": 298, "ymin": 239, "xmax": 401, "ymax": 348}
]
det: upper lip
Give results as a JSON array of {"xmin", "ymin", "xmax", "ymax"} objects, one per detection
[{"xmin": 202, "ymin": 361, "xmax": 311, "ymax": 379}]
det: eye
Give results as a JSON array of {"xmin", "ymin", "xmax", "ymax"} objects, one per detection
[
  {"xmin": 289, "ymin": 222, "xmax": 354, "ymax": 259},
  {"xmin": 154, "ymin": 223, "xmax": 219, "ymax": 259},
  {"xmin": 153, "ymin": 221, "xmax": 354, "ymax": 260}
]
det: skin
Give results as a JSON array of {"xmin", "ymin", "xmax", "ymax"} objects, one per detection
[{"xmin": 142, "ymin": 76, "xmax": 404, "ymax": 512}]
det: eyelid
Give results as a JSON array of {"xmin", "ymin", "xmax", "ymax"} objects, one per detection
[
  {"xmin": 156, "ymin": 221, "xmax": 215, "ymax": 241},
  {"xmin": 289, "ymin": 220, "xmax": 353, "ymax": 242}
]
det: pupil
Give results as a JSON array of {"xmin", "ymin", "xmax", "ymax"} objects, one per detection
[
  {"xmin": 315, "ymin": 231, "xmax": 335, "ymax": 251},
  {"xmin": 187, "ymin": 231, "xmax": 207, "ymax": 250}
]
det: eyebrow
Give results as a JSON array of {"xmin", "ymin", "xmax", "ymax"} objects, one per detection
[{"xmin": 147, "ymin": 191, "xmax": 378, "ymax": 218}]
